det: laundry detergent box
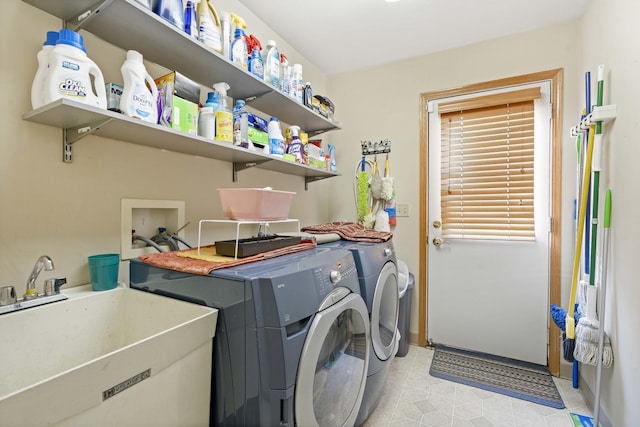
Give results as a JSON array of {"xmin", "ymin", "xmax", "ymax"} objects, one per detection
[{"xmin": 169, "ymin": 96, "xmax": 199, "ymax": 135}]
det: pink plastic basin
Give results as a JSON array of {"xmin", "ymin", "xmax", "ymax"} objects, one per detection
[{"xmin": 217, "ymin": 188, "xmax": 296, "ymax": 221}]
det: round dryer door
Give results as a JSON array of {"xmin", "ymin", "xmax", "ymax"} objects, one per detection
[
  {"xmin": 371, "ymin": 261, "xmax": 399, "ymax": 360},
  {"xmin": 295, "ymin": 289, "xmax": 370, "ymax": 427}
]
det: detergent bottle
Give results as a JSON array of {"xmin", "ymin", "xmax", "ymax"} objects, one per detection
[
  {"xmin": 120, "ymin": 50, "xmax": 158, "ymax": 124},
  {"xmin": 286, "ymin": 125, "xmax": 306, "ymax": 164},
  {"xmin": 183, "ymin": 0, "xmax": 198, "ymax": 39},
  {"xmin": 197, "ymin": 0, "xmax": 222, "ymax": 53},
  {"xmin": 153, "ymin": 0, "xmax": 184, "ymax": 31},
  {"xmin": 229, "ymin": 13, "xmax": 247, "ymax": 70},
  {"xmin": 263, "ymin": 40, "xmax": 280, "ymax": 89},
  {"xmin": 31, "ymin": 31, "xmax": 58, "ymax": 109},
  {"xmin": 198, "ymin": 91, "xmax": 219, "ymax": 139},
  {"xmin": 212, "ymin": 82, "xmax": 233, "ymax": 142},
  {"xmin": 268, "ymin": 117, "xmax": 285, "ymax": 157},
  {"xmin": 42, "ymin": 29, "xmax": 106, "ymax": 109},
  {"xmin": 290, "ymin": 63, "xmax": 303, "ymax": 103},
  {"xmin": 233, "ymin": 99, "xmax": 248, "ymax": 146}
]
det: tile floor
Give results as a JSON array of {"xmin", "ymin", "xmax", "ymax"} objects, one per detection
[{"xmin": 363, "ymin": 345, "xmax": 592, "ymax": 427}]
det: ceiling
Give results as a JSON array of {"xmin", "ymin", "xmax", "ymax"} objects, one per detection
[{"xmin": 238, "ymin": 0, "xmax": 591, "ymax": 76}]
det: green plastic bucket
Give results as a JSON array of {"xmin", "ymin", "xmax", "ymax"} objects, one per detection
[{"xmin": 88, "ymin": 253, "xmax": 120, "ymax": 291}]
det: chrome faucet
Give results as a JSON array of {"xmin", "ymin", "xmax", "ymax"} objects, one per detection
[{"xmin": 24, "ymin": 255, "xmax": 54, "ymax": 300}]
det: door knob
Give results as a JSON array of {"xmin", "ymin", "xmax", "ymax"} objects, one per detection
[{"xmin": 432, "ymin": 238, "xmax": 443, "ymax": 247}]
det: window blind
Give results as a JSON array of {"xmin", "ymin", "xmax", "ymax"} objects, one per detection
[{"xmin": 439, "ymin": 88, "xmax": 540, "ymax": 241}]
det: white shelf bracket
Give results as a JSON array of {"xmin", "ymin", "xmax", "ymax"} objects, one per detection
[{"xmin": 65, "ymin": 0, "xmax": 115, "ymax": 31}]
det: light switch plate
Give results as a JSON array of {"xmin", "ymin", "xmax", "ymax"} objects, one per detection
[{"xmin": 396, "ymin": 203, "xmax": 410, "ymax": 217}]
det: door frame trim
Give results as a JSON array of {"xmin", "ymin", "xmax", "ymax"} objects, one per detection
[{"xmin": 418, "ymin": 69, "xmax": 564, "ymax": 376}]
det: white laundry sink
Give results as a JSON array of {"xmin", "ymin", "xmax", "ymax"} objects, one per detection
[{"xmin": 0, "ymin": 284, "xmax": 218, "ymax": 427}]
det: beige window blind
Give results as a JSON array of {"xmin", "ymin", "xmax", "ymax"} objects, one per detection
[{"xmin": 438, "ymin": 88, "xmax": 541, "ymax": 241}]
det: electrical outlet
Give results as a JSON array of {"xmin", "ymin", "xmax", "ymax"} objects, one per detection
[{"xmin": 396, "ymin": 203, "xmax": 410, "ymax": 217}]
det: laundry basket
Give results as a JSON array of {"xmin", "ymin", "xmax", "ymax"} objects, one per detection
[{"xmin": 396, "ymin": 260, "xmax": 414, "ymax": 357}]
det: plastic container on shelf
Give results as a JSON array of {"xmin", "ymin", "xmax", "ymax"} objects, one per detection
[
  {"xmin": 153, "ymin": 0, "xmax": 184, "ymax": 30},
  {"xmin": 120, "ymin": 50, "xmax": 158, "ymax": 124},
  {"xmin": 396, "ymin": 260, "xmax": 415, "ymax": 357},
  {"xmin": 268, "ymin": 117, "xmax": 285, "ymax": 157},
  {"xmin": 280, "ymin": 53, "xmax": 290, "ymax": 95},
  {"xmin": 263, "ymin": 40, "xmax": 280, "ymax": 89},
  {"xmin": 41, "ymin": 29, "xmax": 106, "ymax": 109},
  {"xmin": 229, "ymin": 13, "xmax": 247, "ymax": 69},
  {"xmin": 217, "ymin": 188, "xmax": 296, "ymax": 221},
  {"xmin": 198, "ymin": 91, "xmax": 219, "ymax": 139},
  {"xmin": 290, "ymin": 63, "xmax": 303, "ymax": 103},
  {"xmin": 212, "ymin": 82, "xmax": 233, "ymax": 142},
  {"xmin": 183, "ymin": 0, "xmax": 198, "ymax": 39},
  {"xmin": 31, "ymin": 31, "xmax": 59, "ymax": 109},
  {"xmin": 197, "ymin": 0, "xmax": 222, "ymax": 52}
]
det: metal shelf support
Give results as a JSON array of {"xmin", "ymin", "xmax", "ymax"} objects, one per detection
[{"xmin": 62, "ymin": 117, "xmax": 114, "ymax": 163}]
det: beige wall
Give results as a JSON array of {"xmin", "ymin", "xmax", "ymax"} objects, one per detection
[
  {"xmin": 1, "ymin": 0, "xmax": 332, "ymax": 288},
  {"xmin": 328, "ymin": 21, "xmax": 583, "ymax": 345},
  {"xmin": 578, "ymin": 0, "xmax": 640, "ymax": 424}
]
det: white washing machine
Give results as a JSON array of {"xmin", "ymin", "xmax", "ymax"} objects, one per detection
[{"xmin": 321, "ymin": 240, "xmax": 399, "ymax": 425}]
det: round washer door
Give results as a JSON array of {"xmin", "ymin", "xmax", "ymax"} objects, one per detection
[
  {"xmin": 371, "ymin": 261, "xmax": 399, "ymax": 360},
  {"xmin": 295, "ymin": 290, "xmax": 370, "ymax": 427}
]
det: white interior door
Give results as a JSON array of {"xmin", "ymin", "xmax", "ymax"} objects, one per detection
[{"xmin": 427, "ymin": 82, "xmax": 551, "ymax": 365}]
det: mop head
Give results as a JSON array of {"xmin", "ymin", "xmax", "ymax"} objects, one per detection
[
  {"xmin": 374, "ymin": 210, "xmax": 390, "ymax": 232},
  {"xmin": 550, "ymin": 304, "xmax": 567, "ymax": 331},
  {"xmin": 370, "ymin": 170, "xmax": 383, "ymax": 200},
  {"xmin": 574, "ymin": 331, "xmax": 614, "ymax": 368},
  {"xmin": 362, "ymin": 211, "xmax": 376, "ymax": 229},
  {"xmin": 381, "ymin": 176, "xmax": 394, "ymax": 201}
]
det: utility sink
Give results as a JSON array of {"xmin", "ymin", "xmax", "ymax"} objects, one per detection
[{"xmin": 0, "ymin": 284, "xmax": 218, "ymax": 426}]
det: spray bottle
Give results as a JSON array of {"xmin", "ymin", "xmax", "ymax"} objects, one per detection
[
  {"xmin": 286, "ymin": 126, "xmax": 305, "ymax": 164},
  {"xmin": 197, "ymin": 0, "xmax": 222, "ymax": 53},
  {"xmin": 229, "ymin": 13, "xmax": 247, "ymax": 70},
  {"xmin": 212, "ymin": 82, "xmax": 233, "ymax": 143}
]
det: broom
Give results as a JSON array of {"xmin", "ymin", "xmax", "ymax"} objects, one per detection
[
  {"xmin": 565, "ymin": 124, "xmax": 596, "ymax": 359},
  {"xmin": 576, "ymin": 65, "xmax": 606, "ymax": 357}
]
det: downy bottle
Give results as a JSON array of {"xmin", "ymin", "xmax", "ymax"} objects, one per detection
[
  {"xmin": 120, "ymin": 50, "xmax": 158, "ymax": 124},
  {"xmin": 263, "ymin": 40, "xmax": 280, "ymax": 89},
  {"xmin": 31, "ymin": 31, "xmax": 58, "ymax": 109}
]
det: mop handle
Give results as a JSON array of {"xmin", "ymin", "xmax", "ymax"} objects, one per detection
[
  {"xmin": 567, "ymin": 125, "xmax": 596, "ymax": 339},
  {"xmin": 589, "ymin": 65, "xmax": 605, "ymax": 287}
]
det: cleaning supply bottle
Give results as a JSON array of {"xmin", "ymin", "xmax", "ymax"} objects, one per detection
[
  {"xmin": 233, "ymin": 99, "xmax": 249, "ymax": 147},
  {"xmin": 198, "ymin": 91, "xmax": 219, "ymax": 139},
  {"xmin": 268, "ymin": 117, "xmax": 285, "ymax": 157},
  {"xmin": 263, "ymin": 40, "xmax": 280, "ymax": 89},
  {"xmin": 286, "ymin": 125, "xmax": 306, "ymax": 164},
  {"xmin": 197, "ymin": 0, "xmax": 222, "ymax": 53},
  {"xmin": 279, "ymin": 53, "xmax": 290, "ymax": 95},
  {"xmin": 153, "ymin": 0, "xmax": 184, "ymax": 31},
  {"xmin": 42, "ymin": 29, "xmax": 107, "ymax": 109},
  {"xmin": 290, "ymin": 63, "xmax": 303, "ymax": 103},
  {"xmin": 31, "ymin": 31, "xmax": 58, "ymax": 109},
  {"xmin": 229, "ymin": 13, "xmax": 247, "ymax": 70},
  {"xmin": 183, "ymin": 1, "xmax": 198, "ymax": 40},
  {"xmin": 120, "ymin": 50, "xmax": 158, "ymax": 124},
  {"xmin": 212, "ymin": 82, "xmax": 233, "ymax": 143},
  {"xmin": 219, "ymin": 11, "xmax": 231, "ymax": 59},
  {"xmin": 248, "ymin": 48, "xmax": 264, "ymax": 80}
]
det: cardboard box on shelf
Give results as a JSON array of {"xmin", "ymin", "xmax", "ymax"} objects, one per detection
[{"xmin": 155, "ymin": 71, "xmax": 201, "ymax": 135}]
